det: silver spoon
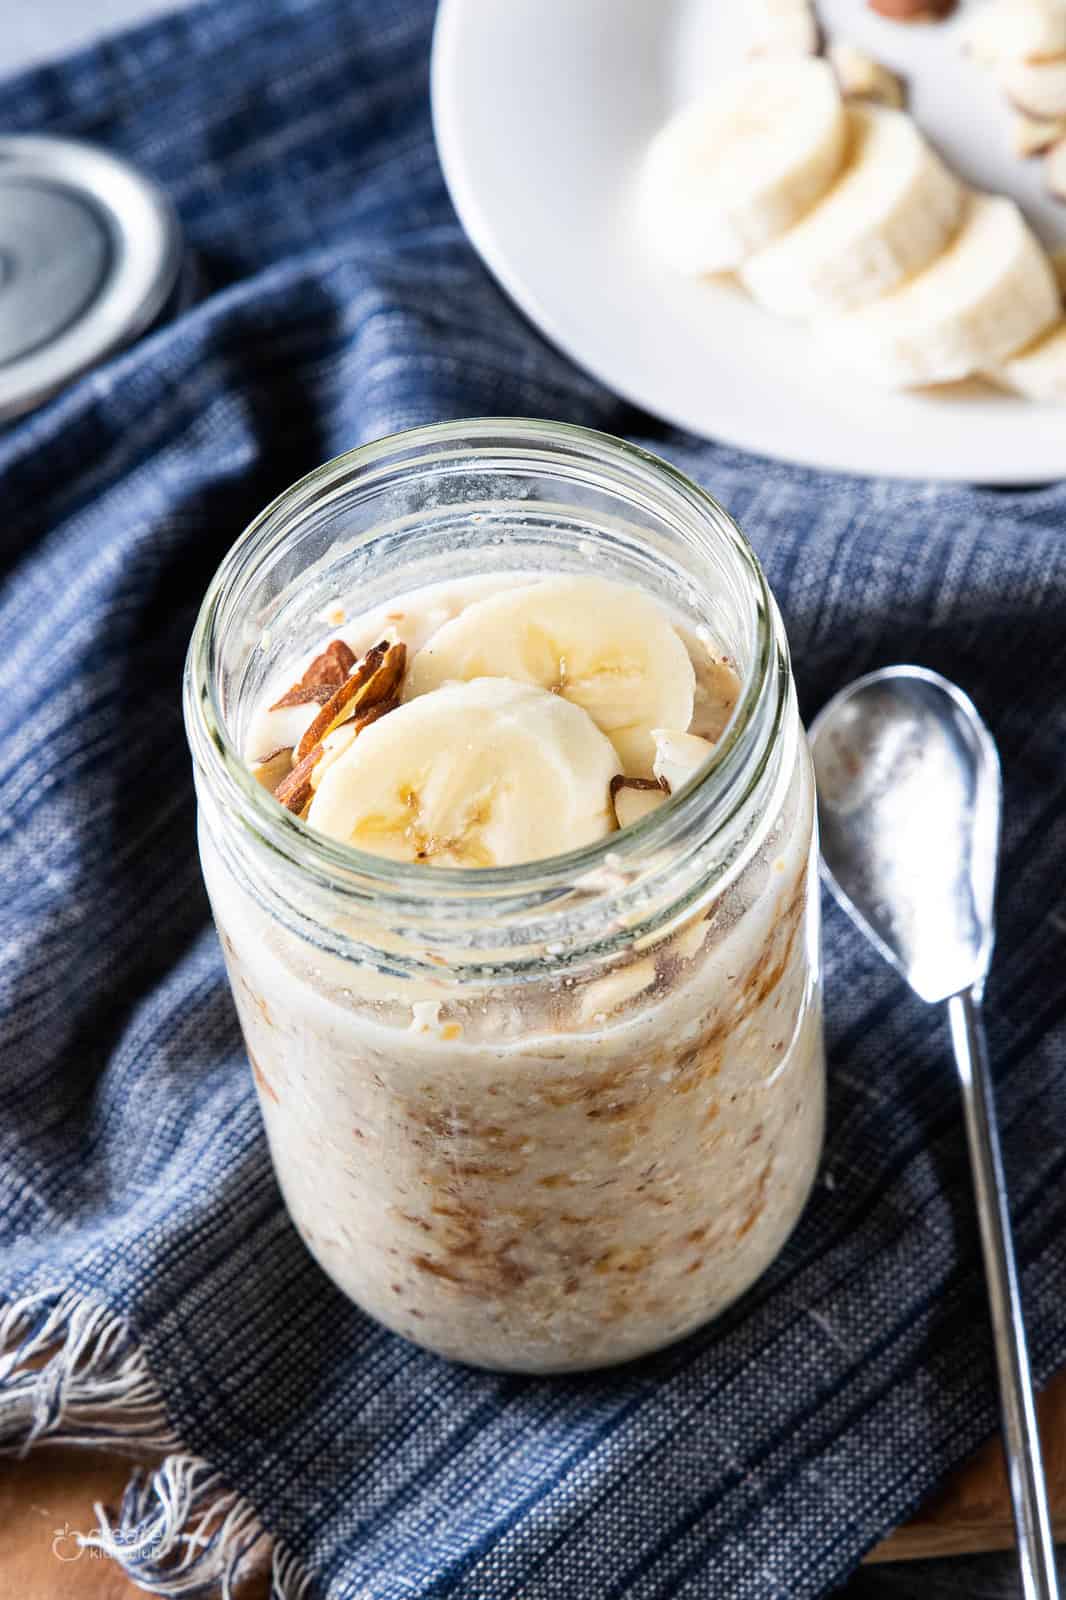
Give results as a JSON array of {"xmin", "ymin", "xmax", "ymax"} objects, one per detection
[{"xmin": 809, "ymin": 665, "xmax": 1059, "ymax": 1600}]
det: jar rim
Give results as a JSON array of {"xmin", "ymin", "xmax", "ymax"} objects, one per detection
[{"xmin": 183, "ymin": 417, "xmax": 782, "ymax": 912}]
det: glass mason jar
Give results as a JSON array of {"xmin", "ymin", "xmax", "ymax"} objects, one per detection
[{"xmin": 184, "ymin": 419, "xmax": 825, "ymax": 1374}]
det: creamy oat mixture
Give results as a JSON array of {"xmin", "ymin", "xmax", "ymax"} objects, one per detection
[{"xmin": 204, "ymin": 574, "xmax": 824, "ymax": 1371}]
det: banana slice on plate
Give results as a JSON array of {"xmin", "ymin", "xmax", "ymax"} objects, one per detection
[
  {"xmin": 997, "ymin": 320, "xmax": 1066, "ymax": 400},
  {"xmin": 406, "ymin": 576, "xmax": 695, "ymax": 778},
  {"xmin": 741, "ymin": 107, "xmax": 964, "ymax": 317},
  {"xmin": 820, "ymin": 193, "xmax": 1060, "ymax": 387},
  {"xmin": 639, "ymin": 58, "xmax": 847, "ymax": 275},
  {"xmin": 307, "ymin": 678, "xmax": 620, "ymax": 868}
]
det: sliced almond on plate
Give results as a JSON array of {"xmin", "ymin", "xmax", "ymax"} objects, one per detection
[
  {"xmin": 1013, "ymin": 110, "xmax": 1066, "ymax": 154},
  {"xmin": 868, "ymin": 0, "xmax": 956, "ymax": 20},
  {"xmin": 1002, "ymin": 56, "xmax": 1066, "ymax": 118},
  {"xmin": 829, "ymin": 43, "xmax": 906, "ymax": 107},
  {"xmin": 963, "ymin": 0, "xmax": 1066, "ymax": 64}
]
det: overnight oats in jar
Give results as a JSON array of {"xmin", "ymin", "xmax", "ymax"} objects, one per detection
[{"xmin": 184, "ymin": 419, "xmax": 824, "ymax": 1373}]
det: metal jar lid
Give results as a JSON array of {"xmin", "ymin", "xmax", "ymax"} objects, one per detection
[{"xmin": 0, "ymin": 135, "xmax": 183, "ymax": 423}]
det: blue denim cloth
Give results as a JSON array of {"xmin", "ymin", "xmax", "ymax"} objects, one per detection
[{"xmin": 1, "ymin": 2, "xmax": 1065, "ymax": 1597}]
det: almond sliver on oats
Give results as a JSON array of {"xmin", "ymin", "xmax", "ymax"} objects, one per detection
[
  {"xmin": 610, "ymin": 774, "xmax": 669, "ymax": 830},
  {"xmin": 274, "ymin": 742, "xmax": 326, "ymax": 814},
  {"xmin": 271, "ymin": 638, "xmax": 357, "ymax": 709},
  {"xmin": 277, "ymin": 698, "xmax": 400, "ymax": 815},
  {"xmin": 252, "ymin": 747, "xmax": 295, "ymax": 793},
  {"xmin": 576, "ymin": 957, "xmax": 659, "ymax": 1024},
  {"xmin": 294, "ymin": 641, "xmax": 406, "ymax": 762}
]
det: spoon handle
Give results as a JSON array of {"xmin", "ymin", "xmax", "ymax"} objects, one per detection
[{"xmin": 948, "ymin": 987, "xmax": 1060, "ymax": 1600}]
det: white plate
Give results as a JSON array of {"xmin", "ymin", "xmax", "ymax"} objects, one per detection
[{"xmin": 432, "ymin": 0, "xmax": 1066, "ymax": 482}]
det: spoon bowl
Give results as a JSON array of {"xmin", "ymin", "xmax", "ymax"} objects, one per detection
[{"xmin": 809, "ymin": 666, "xmax": 1001, "ymax": 1003}]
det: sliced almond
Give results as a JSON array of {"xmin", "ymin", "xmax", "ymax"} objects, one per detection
[
  {"xmin": 270, "ymin": 639, "xmax": 357, "ymax": 709},
  {"xmin": 964, "ymin": 0, "xmax": 1066, "ymax": 64},
  {"xmin": 277, "ymin": 698, "xmax": 400, "ymax": 815},
  {"xmin": 576, "ymin": 956, "xmax": 659, "ymax": 1025},
  {"xmin": 610, "ymin": 774, "xmax": 669, "ymax": 830},
  {"xmin": 294, "ymin": 640, "xmax": 406, "ymax": 762},
  {"xmin": 337, "ymin": 695, "xmax": 400, "ymax": 744},
  {"xmin": 1002, "ymin": 56, "xmax": 1066, "ymax": 118},
  {"xmin": 307, "ymin": 721, "xmax": 359, "ymax": 792},
  {"xmin": 868, "ymin": 0, "xmax": 956, "ymax": 18},
  {"xmin": 829, "ymin": 42, "xmax": 906, "ymax": 107},
  {"xmin": 252, "ymin": 747, "xmax": 294, "ymax": 793},
  {"xmin": 1047, "ymin": 135, "xmax": 1066, "ymax": 195},
  {"xmin": 274, "ymin": 743, "xmax": 324, "ymax": 815},
  {"xmin": 673, "ymin": 917, "xmax": 710, "ymax": 963},
  {"xmin": 651, "ymin": 729, "xmax": 714, "ymax": 793},
  {"xmin": 1013, "ymin": 110, "xmax": 1066, "ymax": 154}
]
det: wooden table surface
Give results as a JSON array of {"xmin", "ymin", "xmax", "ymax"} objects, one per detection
[{"xmin": 3, "ymin": 1372, "xmax": 1064, "ymax": 1599}]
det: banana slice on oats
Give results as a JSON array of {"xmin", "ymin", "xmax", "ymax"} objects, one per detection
[
  {"xmin": 405, "ymin": 576, "xmax": 695, "ymax": 778},
  {"xmin": 307, "ymin": 677, "xmax": 620, "ymax": 867}
]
